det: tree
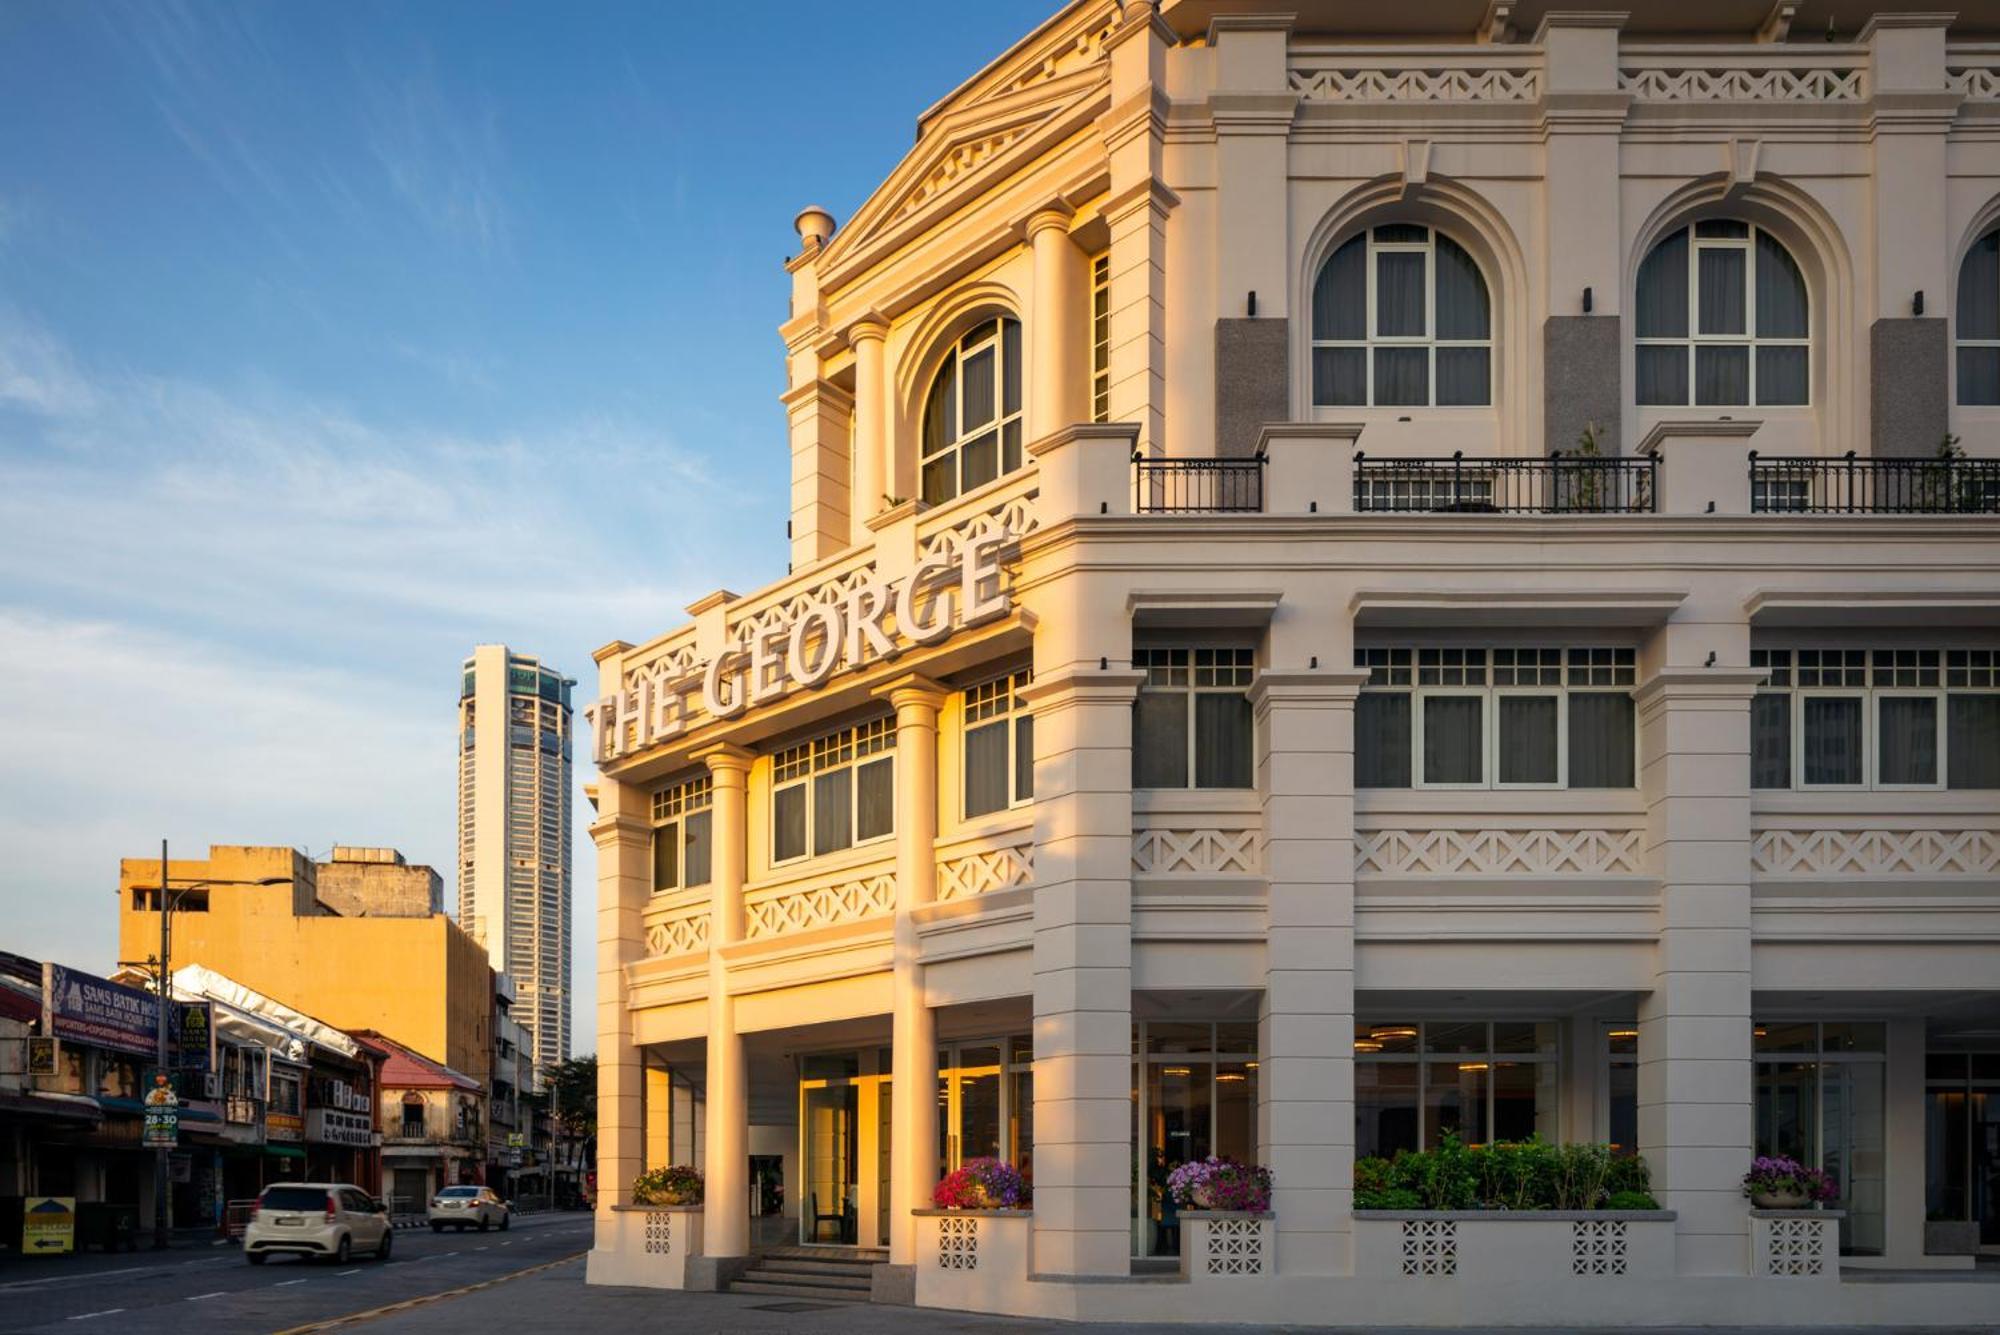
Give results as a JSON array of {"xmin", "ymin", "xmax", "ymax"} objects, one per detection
[{"xmin": 542, "ymin": 1054, "xmax": 596, "ymax": 1140}]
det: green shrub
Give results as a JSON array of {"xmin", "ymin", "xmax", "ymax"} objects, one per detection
[
  {"xmin": 1350, "ymin": 1139, "xmax": 1649, "ymax": 1211},
  {"xmin": 1360, "ymin": 1187, "xmax": 1422, "ymax": 1210},
  {"xmin": 1603, "ymin": 1153, "xmax": 1651, "ymax": 1198},
  {"xmin": 1402, "ymin": 1130, "xmax": 1477, "ymax": 1210},
  {"xmin": 1553, "ymin": 1142, "xmax": 1613, "ymax": 1210},
  {"xmin": 1605, "ymin": 1189, "xmax": 1659, "ymax": 1211}
]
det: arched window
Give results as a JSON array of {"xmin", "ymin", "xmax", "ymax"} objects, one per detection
[
  {"xmin": 1635, "ymin": 221, "xmax": 1808, "ymax": 407},
  {"xmin": 1311, "ymin": 224, "xmax": 1492, "ymax": 407},
  {"xmin": 921, "ymin": 317, "xmax": 1022, "ymax": 506},
  {"xmin": 1957, "ymin": 227, "xmax": 2000, "ymax": 405}
]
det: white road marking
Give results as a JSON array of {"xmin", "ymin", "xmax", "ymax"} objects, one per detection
[
  {"xmin": 475, "ymin": 1245, "xmax": 490, "ymax": 1251},
  {"xmin": 187, "ymin": 1291, "xmax": 227, "ymax": 1301},
  {"xmin": 275, "ymin": 1278, "xmax": 308, "ymax": 1286},
  {"xmin": 66, "ymin": 1310, "xmax": 125, "ymax": 1322},
  {"xmin": 337, "ymin": 1267, "xmax": 362, "ymax": 1275}
]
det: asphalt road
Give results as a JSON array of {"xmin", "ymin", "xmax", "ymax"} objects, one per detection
[{"xmin": 0, "ymin": 1211, "xmax": 593, "ymax": 1334}]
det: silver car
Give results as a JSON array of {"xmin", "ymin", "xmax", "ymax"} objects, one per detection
[
  {"xmin": 244, "ymin": 1183, "xmax": 392, "ymax": 1264},
  {"xmin": 428, "ymin": 1185, "xmax": 510, "ymax": 1231}
]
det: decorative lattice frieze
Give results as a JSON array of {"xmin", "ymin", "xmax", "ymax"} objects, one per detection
[
  {"xmin": 1572, "ymin": 1219, "xmax": 1627, "ymax": 1275},
  {"xmin": 1400, "ymin": 1219, "xmax": 1457, "ymax": 1276},
  {"xmin": 1204, "ymin": 1217, "xmax": 1267, "ymax": 1276},
  {"xmin": 644, "ymin": 910, "xmax": 709, "ymax": 959},
  {"xmin": 1355, "ymin": 827, "xmax": 1644, "ymax": 877},
  {"xmin": 1949, "ymin": 66, "xmax": 2000, "ymax": 100},
  {"xmin": 916, "ymin": 489, "xmax": 1040, "ymax": 563},
  {"xmin": 1289, "ymin": 66, "xmax": 1540, "ymax": 102},
  {"xmin": 937, "ymin": 1215, "xmax": 979, "ymax": 1270},
  {"xmin": 1753, "ymin": 828, "xmax": 2000, "ymax": 877},
  {"xmin": 1132, "ymin": 827, "xmax": 1260, "ymax": 876},
  {"xmin": 743, "ymin": 872, "xmax": 896, "ymax": 939},
  {"xmin": 729, "ymin": 566, "xmax": 878, "ymax": 648},
  {"xmin": 1763, "ymin": 1217, "xmax": 1825, "ymax": 1276},
  {"xmin": 1619, "ymin": 66, "xmax": 1866, "ymax": 101},
  {"xmin": 937, "ymin": 845, "xmax": 1034, "ymax": 902},
  {"xmin": 644, "ymin": 1212, "xmax": 672, "ymax": 1255}
]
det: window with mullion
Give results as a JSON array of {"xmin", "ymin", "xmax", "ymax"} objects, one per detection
[
  {"xmin": 1755, "ymin": 646, "xmax": 2000, "ymax": 791},
  {"xmin": 650, "ymin": 775, "xmax": 713, "ymax": 893},
  {"xmin": 1311, "ymin": 225, "xmax": 1492, "ymax": 408},
  {"xmin": 772, "ymin": 717, "xmax": 897, "ymax": 865},
  {"xmin": 1956, "ymin": 228, "xmax": 2000, "ymax": 405},
  {"xmin": 921, "ymin": 318, "xmax": 1024, "ymax": 506},
  {"xmin": 1132, "ymin": 648, "xmax": 1254, "ymax": 790},
  {"xmin": 964, "ymin": 668, "xmax": 1034, "ymax": 818},
  {"xmin": 1636, "ymin": 222, "xmax": 1809, "ymax": 407}
]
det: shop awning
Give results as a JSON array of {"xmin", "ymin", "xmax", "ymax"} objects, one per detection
[
  {"xmin": 264, "ymin": 1145, "xmax": 306, "ymax": 1159},
  {"xmin": 0, "ymin": 1091, "xmax": 104, "ymax": 1124}
]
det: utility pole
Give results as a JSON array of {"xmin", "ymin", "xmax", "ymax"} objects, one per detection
[{"xmin": 153, "ymin": 837, "xmax": 171, "ymax": 1250}]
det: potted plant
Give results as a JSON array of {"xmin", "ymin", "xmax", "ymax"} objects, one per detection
[
  {"xmin": 1165, "ymin": 1156, "xmax": 1273, "ymax": 1213},
  {"xmin": 932, "ymin": 1157, "xmax": 1029, "ymax": 1210},
  {"xmin": 1741, "ymin": 1156, "xmax": 1836, "ymax": 1210},
  {"xmin": 632, "ymin": 1164, "xmax": 704, "ymax": 1207}
]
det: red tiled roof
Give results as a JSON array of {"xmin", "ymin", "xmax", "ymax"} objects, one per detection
[{"xmin": 348, "ymin": 1030, "xmax": 480, "ymax": 1092}]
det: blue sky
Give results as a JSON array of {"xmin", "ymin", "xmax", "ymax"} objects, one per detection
[{"xmin": 0, "ymin": 0, "xmax": 1053, "ymax": 1052}]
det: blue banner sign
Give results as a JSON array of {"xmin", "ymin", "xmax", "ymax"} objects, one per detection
[{"xmin": 44, "ymin": 964, "xmax": 159, "ymax": 1058}]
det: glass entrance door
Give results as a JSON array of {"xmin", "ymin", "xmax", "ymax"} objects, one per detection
[
  {"xmin": 939, "ymin": 1044, "xmax": 1003, "ymax": 1176},
  {"xmin": 1927, "ymin": 1053, "xmax": 2000, "ymax": 1249},
  {"xmin": 801, "ymin": 1082, "xmax": 857, "ymax": 1245}
]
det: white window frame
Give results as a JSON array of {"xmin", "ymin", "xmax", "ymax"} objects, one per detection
[
  {"xmin": 1956, "ymin": 228, "xmax": 2000, "ymax": 407},
  {"xmin": 1414, "ymin": 688, "xmax": 1488, "ymax": 790},
  {"xmin": 1491, "ymin": 684, "xmax": 1567, "ymax": 790},
  {"xmin": 1311, "ymin": 224, "xmax": 1494, "ymax": 409},
  {"xmin": 1353, "ymin": 1019, "xmax": 1565, "ymax": 1153},
  {"xmin": 1133, "ymin": 646, "xmax": 1257, "ymax": 791},
  {"xmin": 1636, "ymin": 221, "xmax": 1811, "ymax": 408},
  {"xmin": 1794, "ymin": 689, "xmax": 1869, "ymax": 792},
  {"xmin": 650, "ymin": 773, "xmax": 713, "ymax": 894},
  {"xmin": 1871, "ymin": 688, "xmax": 1945, "ymax": 792},
  {"xmin": 921, "ymin": 319, "xmax": 1024, "ymax": 506},
  {"xmin": 962, "ymin": 668, "xmax": 1034, "ymax": 818},
  {"xmin": 771, "ymin": 717, "xmax": 897, "ymax": 867},
  {"xmin": 1090, "ymin": 254, "xmax": 1111, "ymax": 423}
]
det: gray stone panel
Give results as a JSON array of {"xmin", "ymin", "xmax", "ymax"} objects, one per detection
[
  {"xmin": 1214, "ymin": 318, "xmax": 1289, "ymax": 458},
  {"xmin": 1870, "ymin": 318, "xmax": 1948, "ymax": 458},
  {"xmin": 1543, "ymin": 316, "xmax": 1621, "ymax": 455}
]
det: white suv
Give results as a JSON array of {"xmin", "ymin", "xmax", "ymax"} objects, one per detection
[
  {"xmin": 428, "ymin": 1185, "xmax": 510, "ymax": 1231},
  {"xmin": 244, "ymin": 1183, "xmax": 393, "ymax": 1264}
]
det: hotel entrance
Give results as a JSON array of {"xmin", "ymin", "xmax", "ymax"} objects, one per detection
[{"xmin": 796, "ymin": 1051, "xmax": 889, "ymax": 1248}]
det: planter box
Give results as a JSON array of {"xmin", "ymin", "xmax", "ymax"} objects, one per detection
[
  {"xmin": 1354, "ymin": 1210, "xmax": 1677, "ymax": 1281},
  {"xmin": 1180, "ymin": 1210, "xmax": 1274, "ymax": 1278},
  {"xmin": 1749, "ymin": 1209, "xmax": 1842, "ymax": 1279},
  {"xmin": 586, "ymin": 1204, "xmax": 703, "ymax": 1289},
  {"xmin": 1924, "ymin": 1220, "xmax": 1979, "ymax": 1257},
  {"xmin": 912, "ymin": 1208, "xmax": 1032, "ymax": 1309}
]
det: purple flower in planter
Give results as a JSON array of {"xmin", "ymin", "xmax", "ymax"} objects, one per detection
[{"xmin": 1164, "ymin": 1156, "xmax": 1274, "ymax": 1213}]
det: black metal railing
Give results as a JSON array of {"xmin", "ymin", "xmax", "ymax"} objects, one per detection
[
  {"xmin": 1133, "ymin": 454, "xmax": 1266, "ymax": 513},
  {"xmin": 1353, "ymin": 452, "xmax": 1657, "ymax": 514},
  {"xmin": 1749, "ymin": 451, "xmax": 2000, "ymax": 514}
]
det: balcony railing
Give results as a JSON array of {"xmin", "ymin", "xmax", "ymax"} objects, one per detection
[
  {"xmin": 1749, "ymin": 452, "xmax": 2000, "ymax": 514},
  {"xmin": 1354, "ymin": 452, "xmax": 1657, "ymax": 514},
  {"xmin": 1134, "ymin": 455, "xmax": 1265, "ymax": 513}
]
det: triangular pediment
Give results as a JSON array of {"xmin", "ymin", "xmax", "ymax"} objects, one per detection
[{"xmin": 821, "ymin": 2, "xmax": 1118, "ymax": 268}]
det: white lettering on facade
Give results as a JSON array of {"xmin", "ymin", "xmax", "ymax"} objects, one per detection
[{"xmin": 590, "ymin": 539, "xmax": 1011, "ymax": 761}]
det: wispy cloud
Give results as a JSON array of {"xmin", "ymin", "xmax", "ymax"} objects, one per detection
[
  {"xmin": 0, "ymin": 312, "xmax": 98, "ymax": 416},
  {"xmin": 362, "ymin": 60, "xmax": 512, "ymax": 256}
]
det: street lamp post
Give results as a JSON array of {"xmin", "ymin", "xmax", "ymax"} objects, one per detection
[{"xmin": 133, "ymin": 843, "xmax": 291, "ymax": 1250}]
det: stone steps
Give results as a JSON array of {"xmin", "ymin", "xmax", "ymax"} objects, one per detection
[{"xmin": 727, "ymin": 1245, "xmax": 884, "ymax": 1304}]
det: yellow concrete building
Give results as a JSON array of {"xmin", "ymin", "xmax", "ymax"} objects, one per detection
[{"xmin": 117, "ymin": 844, "xmax": 492, "ymax": 1086}]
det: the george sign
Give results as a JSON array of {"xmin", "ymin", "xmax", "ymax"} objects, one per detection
[
  {"xmin": 44, "ymin": 964, "xmax": 160, "ymax": 1058},
  {"xmin": 26, "ymin": 1036, "xmax": 59, "ymax": 1076},
  {"xmin": 173, "ymin": 1002, "xmax": 213, "ymax": 1076},
  {"xmin": 22, "ymin": 1198, "xmax": 75, "ymax": 1255},
  {"xmin": 306, "ymin": 1108, "xmax": 373, "ymax": 1148},
  {"xmin": 142, "ymin": 1073, "xmax": 179, "ymax": 1148},
  {"xmin": 587, "ymin": 534, "xmax": 1012, "ymax": 763}
]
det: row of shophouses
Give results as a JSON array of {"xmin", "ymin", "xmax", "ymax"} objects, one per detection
[{"xmin": 0, "ymin": 845, "xmax": 566, "ymax": 1249}]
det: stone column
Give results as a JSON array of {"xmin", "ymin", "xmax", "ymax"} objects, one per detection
[
  {"xmin": 698, "ymin": 744, "xmax": 754, "ymax": 1260},
  {"xmin": 1634, "ymin": 664, "xmax": 1762, "ymax": 1276},
  {"xmin": 1027, "ymin": 206, "xmax": 1086, "ymax": 443},
  {"xmin": 1020, "ymin": 666, "xmax": 1145, "ymax": 1277},
  {"xmin": 1253, "ymin": 670, "xmax": 1367, "ymax": 1275},
  {"xmin": 587, "ymin": 780, "xmax": 651, "ymax": 1215},
  {"xmin": 1101, "ymin": 0, "xmax": 1174, "ymax": 457},
  {"xmin": 877, "ymin": 675, "xmax": 948, "ymax": 1266},
  {"xmin": 850, "ymin": 316, "xmax": 891, "ymax": 527}
]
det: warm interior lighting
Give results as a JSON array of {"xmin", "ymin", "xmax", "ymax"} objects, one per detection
[
  {"xmin": 1753, "ymin": 1026, "xmax": 1768, "ymax": 1037},
  {"xmin": 1370, "ymin": 1026, "xmax": 1417, "ymax": 1041},
  {"xmin": 1353, "ymin": 1039, "xmax": 1383, "ymax": 1053},
  {"xmin": 1457, "ymin": 1062, "xmax": 1489, "ymax": 1072},
  {"xmin": 1608, "ymin": 1029, "xmax": 1638, "ymax": 1040},
  {"xmin": 1162, "ymin": 1066, "xmax": 1192, "ymax": 1078},
  {"xmin": 1215, "ymin": 1072, "xmax": 1247, "ymax": 1083}
]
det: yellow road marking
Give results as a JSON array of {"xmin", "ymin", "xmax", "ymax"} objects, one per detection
[{"xmin": 269, "ymin": 1251, "xmax": 584, "ymax": 1334}]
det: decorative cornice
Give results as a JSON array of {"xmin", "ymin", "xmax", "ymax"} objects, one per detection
[
  {"xmin": 1015, "ymin": 667, "xmax": 1147, "ymax": 707},
  {"xmin": 1248, "ymin": 669, "xmax": 1370, "ymax": 709},
  {"xmin": 1103, "ymin": 0, "xmax": 1176, "ymax": 55},
  {"xmin": 691, "ymin": 742, "xmax": 756, "ymax": 777},
  {"xmin": 1632, "ymin": 668, "xmax": 1768, "ymax": 706},
  {"xmin": 778, "ymin": 377, "xmax": 854, "ymax": 413},
  {"xmin": 1205, "ymin": 13, "xmax": 1294, "ymax": 44},
  {"xmin": 1638, "ymin": 419, "xmax": 1762, "ymax": 455},
  {"xmin": 684, "ymin": 589, "xmax": 741, "ymax": 617},
  {"xmin": 1026, "ymin": 420, "xmax": 1141, "ymax": 458},
  {"xmin": 1857, "ymin": 12, "xmax": 1958, "ymax": 39},
  {"xmin": 872, "ymin": 672, "xmax": 952, "ymax": 713},
  {"xmin": 1099, "ymin": 173, "xmax": 1180, "ymax": 226},
  {"xmin": 1532, "ymin": 9, "xmax": 1629, "ymax": 41},
  {"xmin": 1257, "ymin": 421, "xmax": 1364, "ymax": 451}
]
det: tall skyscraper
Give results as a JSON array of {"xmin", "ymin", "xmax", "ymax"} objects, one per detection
[{"xmin": 457, "ymin": 644, "xmax": 574, "ymax": 1076}]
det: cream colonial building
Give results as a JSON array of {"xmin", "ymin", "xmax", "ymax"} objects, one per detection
[{"xmin": 586, "ymin": 0, "xmax": 2000, "ymax": 1323}]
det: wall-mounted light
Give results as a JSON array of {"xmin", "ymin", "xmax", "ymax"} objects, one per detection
[
  {"xmin": 1583, "ymin": 286, "xmax": 1594, "ymax": 314},
  {"xmin": 1247, "ymin": 289, "xmax": 1258, "ymax": 318},
  {"xmin": 1705, "ymin": 651, "xmax": 1717, "ymax": 667},
  {"xmin": 1309, "ymin": 655, "xmax": 1319, "ymax": 669},
  {"xmin": 1913, "ymin": 290, "xmax": 1925, "ymax": 317}
]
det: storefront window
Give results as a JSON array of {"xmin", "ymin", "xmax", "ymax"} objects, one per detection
[
  {"xmin": 1132, "ymin": 1021, "xmax": 1261, "ymax": 1256},
  {"xmin": 1354, "ymin": 1020, "xmax": 1560, "ymax": 1158},
  {"xmin": 1926, "ymin": 1052, "xmax": 2000, "ymax": 1246},
  {"xmin": 1753, "ymin": 1020, "xmax": 1887, "ymax": 1255}
]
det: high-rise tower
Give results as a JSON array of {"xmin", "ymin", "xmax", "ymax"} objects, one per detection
[{"xmin": 457, "ymin": 644, "xmax": 573, "ymax": 1076}]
